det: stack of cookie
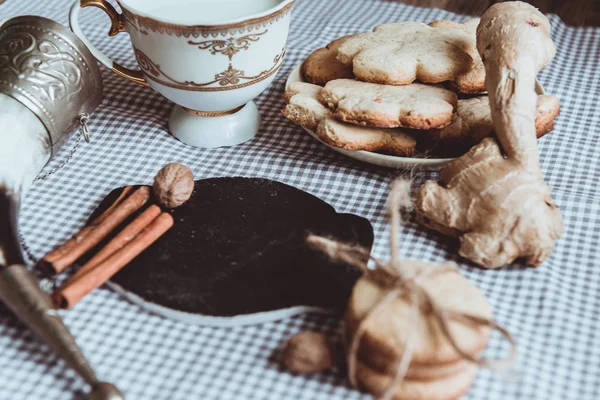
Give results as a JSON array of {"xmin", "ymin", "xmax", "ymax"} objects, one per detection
[
  {"xmin": 284, "ymin": 18, "xmax": 560, "ymax": 157},
  {"xmin": 345, "ymin": 261, "xmax": 493, "ymax": 400}
]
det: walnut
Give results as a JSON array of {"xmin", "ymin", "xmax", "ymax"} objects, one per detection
[
  {"xmin": 153, "ymin": 163, "xmax": 194, "ymax": 208},
  {"xmin": 281, "ymin": 331, "xmax": 336, "ymax": 373}
]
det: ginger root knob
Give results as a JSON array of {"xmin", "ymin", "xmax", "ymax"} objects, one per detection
[
  {"xmin": 414, "ymin": 2, "xmax": 563, "ymax": 268},
  {"xmin": 153, "ymin": 163, "xmax": 194, "ymax": 208},
  {"xmin": 281, "ymin": 331, "xmax": 336, "ymax": 373}
]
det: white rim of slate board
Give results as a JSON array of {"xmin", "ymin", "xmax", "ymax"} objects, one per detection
[
  {"xmin": 107, "ymin": 280, "xmax": 333, "ymax": 327},
  {"xmin": 286, "ymin": 61, "xmax": 546, "ymax": 170}
]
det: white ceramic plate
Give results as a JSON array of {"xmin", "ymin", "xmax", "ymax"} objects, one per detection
[{"xmin": 285, "ymin": 62, "xmax": 546, "ymax": 170}]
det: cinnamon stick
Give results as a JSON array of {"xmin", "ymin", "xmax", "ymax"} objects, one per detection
[
  {"xmin": 53, "ymin": 212, "xmax": 174, "ymax": 309},
  {"xmin": 41, "ymin": 186, "xmax": 137, "ymax": 270},
  {"xmin": 69, "ymin": 204, "xmax": 161, "ymax": 279},
  {"xmin": 44, "ymin": 187, "xmax": 135, "ymax": 264},
  {"xmin": 42, "ymin": 186, "xmax": 150, "ymax": 274}
]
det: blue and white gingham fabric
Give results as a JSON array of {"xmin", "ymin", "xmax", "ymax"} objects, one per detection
[{"xmin": 0, "ymin": 0, "xmax": 599, "ymax": 399}]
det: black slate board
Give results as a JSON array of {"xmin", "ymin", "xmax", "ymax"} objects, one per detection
[{"xmin": 90, "ymin": 178, "xmax": 373, "ymax": 322}]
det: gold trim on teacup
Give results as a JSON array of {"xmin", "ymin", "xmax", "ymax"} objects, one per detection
[
  {"xmin": 112, "ymin": 62, "xmax": 149, "ymax": 86},
  {"xmin": 188, "ymin": 30, "xmax": 267, "ymax": 60},
  {"xmin": 182, "ymin": 105, "xmax": 245, "ymax": 117},
  {"xmin": 135, "ymin": 48, "xmax": 285, "ymax": 92},
  {"xmin": 80, "ymin": 0, "xmax": 149, "ymax": 86},
  {"xmin": 81, "ymin": 0, "xmax": 126, "ymax": 36},
  {"xmin": 121, "ymin": 1, "xmax": 294, "ymax": 37}
]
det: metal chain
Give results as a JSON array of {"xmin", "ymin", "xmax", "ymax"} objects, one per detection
[
  {"xmin": 79, "ymin": 112, "xmax": 91, "ymax": 143},
  {"xmin": 16, "ymin": 114, "xmax": 93, "ymax": 291},
  {"xmin": 34, "ymin": 132, "xmax": 82, "ymax": 181},
  {"xmin": 35, "ymin": 113, "xmax": 91, "ymax": 181}
]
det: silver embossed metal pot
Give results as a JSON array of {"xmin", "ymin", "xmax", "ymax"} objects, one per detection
[
  {"xmin": 0, "ymin": 14, "xmax": 102, "ymax": 268},
  {"xmin": 0, "ymin": 16, "xmax": 123, "ymax": 400}
]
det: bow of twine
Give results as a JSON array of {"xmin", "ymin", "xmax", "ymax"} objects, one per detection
[{"xmin": 307, "ymin": 179, "xmax": 516, "ymax": 400}]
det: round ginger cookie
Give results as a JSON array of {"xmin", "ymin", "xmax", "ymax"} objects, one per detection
[
  {"xmin": 428, "ymin": 19, "xmax": 484, "ymax": 94},
  {"xmin": 302, "ymin": 36, "xmax": 355, "ymax": 85},
  {"xmin": 533, "ymin": 94, "xmax": 561, "ymax": 137},
  {"xmin": 427, "ymin": 94, "xmax": 560, "ymax": 143},
  {"xmin": 348, "ymin": 342, "xmax": 473, "ymax": 381},
  {"xmin": 355, "ymin": 359, "xmax": 478, "ymax": 400},
  {"xmin": 343, "ymin": 324, "xmax": 476, "ymax": 381},
  {"xmin": 283, "ymin": 82, "xmax": 417, "ymax": 156},
  {"xmin": 316, "ymin": 117, "xmax": 417, "ymax": 156},
  {"xmin": 345, "ymin": 261, "xmax": 492, "ymax": 366},
  {"xmin": 321, "ymin": 79, "xmax": 457, "ymax": 130},
  {"xmin": 283, "ymin": 82, "xmax": 330, "ymax": 131},
  {"xmin": 335, "ymin": 19, "xmax": 485, "ymax": 93}
]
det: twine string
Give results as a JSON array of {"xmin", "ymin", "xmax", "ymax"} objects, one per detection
[{"xmin": 306, "ymin": 179, "xmax": 516, "ymax": 400}]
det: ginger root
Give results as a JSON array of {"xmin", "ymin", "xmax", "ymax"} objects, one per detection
[{"xmin": 414, "ymin": 2, "xmax": 563, "ymax": 269}]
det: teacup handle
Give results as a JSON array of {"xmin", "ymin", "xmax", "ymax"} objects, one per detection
[{"xmin": 69, "ymin": 0, "xmax": 149, "ymax": 87}]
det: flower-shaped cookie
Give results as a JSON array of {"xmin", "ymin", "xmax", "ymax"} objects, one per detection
[{"xmin": 336, "ymin": 19, "xmax": 485, "ymax": 93}]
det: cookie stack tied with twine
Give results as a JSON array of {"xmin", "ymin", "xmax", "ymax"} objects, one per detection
[
  {"xmin": 282, "ymin": 180, "xmax": 515, "ymax": 400},
  {"xmin": 284, "ymin": 18, "xmax": 560, "ymax": 157}
]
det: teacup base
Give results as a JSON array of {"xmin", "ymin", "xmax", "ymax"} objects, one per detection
[{"xmin": 168, "ymin": 102, "xmax": 260, "ymax": 148}]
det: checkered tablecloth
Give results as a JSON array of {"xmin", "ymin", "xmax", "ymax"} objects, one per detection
[{"xmin": 0, "ymin": 0, "xmax": 599, "ymax": 399}]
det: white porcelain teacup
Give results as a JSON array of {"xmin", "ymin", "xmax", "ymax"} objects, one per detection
[{"xmin": 70, "ymin": 0, "xmax": 296, "ymax": 148}]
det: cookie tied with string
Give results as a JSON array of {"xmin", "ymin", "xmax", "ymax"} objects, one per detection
[
  {"xmin": 355, "ymin": 360, "xmax": 478, "ymax": 400},
  {"xmin": 304, "ymin": 179, "xmax": 515, "ymax": 400},
  {"xmin": 345, "ymin": 261, "xmax": 493, "ymax": 366},
  {"xmin": 341, "ymin": 263, "xmax": 498, "ymax": 400}
]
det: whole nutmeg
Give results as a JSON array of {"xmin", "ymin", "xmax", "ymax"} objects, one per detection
[
  {"xmin": 281, "ymin": 331, "xmax": 336, "ymax": 373},
  {"xmin": 153, "ymin": 163, "xmax": 194, "ymax": 208}
]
